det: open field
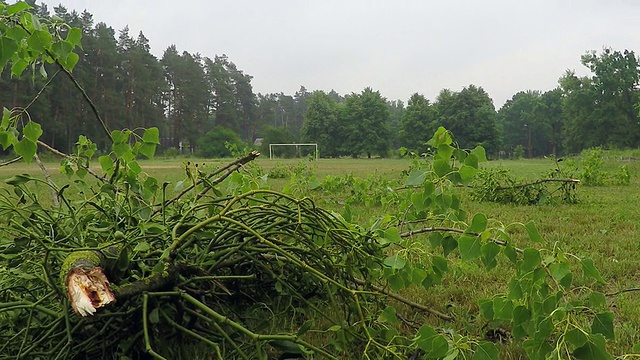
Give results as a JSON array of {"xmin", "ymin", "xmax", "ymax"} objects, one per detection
[{"xmin": 2, "ymin": 154, "xmax": 640, "ymax": 356}]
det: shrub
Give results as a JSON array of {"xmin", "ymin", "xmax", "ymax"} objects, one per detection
[{"xmin": 197, "ymin": 128, "xmax": 245, "ymax": 158}]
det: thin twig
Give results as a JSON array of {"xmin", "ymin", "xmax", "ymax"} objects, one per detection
[
  {"xmin": 0, "ymin": 157, "xmax": 22, "ymax": 167},
  {"xmin": 352, "ymin": 278, "xmax": 453, "ymax": 321},
  {"xmin": 34, "ymin": 154, "xmax": 59, "ymax": 207},
  {"xmin": 153, "ymin": 151, "xmax": 260, "ymax": 215},
  {"xmin": 606, "ymin": 288, "xmax": 640, "ymax": 297},
  {"xmin": 495, "ymin": 178, "xmax": 580, "ymax": 191},
  {"xmin": 400, "ymin": 226, "xmax": 523, "ymax": 253},
  {"xmin": 37, "ymin": 140, "xmax": 107, "ymax": 182}
]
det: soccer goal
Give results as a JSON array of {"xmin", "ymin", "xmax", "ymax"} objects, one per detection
[{"xmin": 269, "ymin": 143, "xmax": 318, "ymax": 160}]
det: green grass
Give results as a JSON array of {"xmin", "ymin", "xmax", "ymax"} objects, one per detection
[{"xmin": 2, "ymin": 154, "xmax": 640, "ymax": 356}]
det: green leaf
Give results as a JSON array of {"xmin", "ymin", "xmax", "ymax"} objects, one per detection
[
  {"xmin": 436, "ymin": 143, "xmax": 454, "ymax": 161},
  {"xmin": 377, "ymin": 306, "xmax": 399, "ymax": 323},
  {"xmin": 297, "ymin": 319, "xmax": 314, "ymax": 336},
  {"xmin": 441, "ymin": 235, "xmax": 458, "ymax": 257},
  {"xmin": 572, "ymin": 334, "xmax": 613, "ymax": 360},
  {"xmin": 565, "ymin": 328, "xmax": 588, "ymax": 348},
  {"xmin": 63, "ymin": 51, "xmax": 79, "ymax": 71},
  {"xmin": 411, "ymin": 267, "xmax": 428, "ymax": 286},
  {"xmin": 478, "ymin": 299, "xmax": 494, "ymax": 320},
  {"xmin": 142, "ymin": 127, "xmax": 160, "ymax": 144},
  {"xmin": 520, "ymin": 248, "xmax": 541, "ymax": 273},
  {"xmin": 27, "ymin": 30, "xmax": 52, "ymax": 52},
  {"xmin": 459, "ymin": 164, "xmax": 478, "ymax": 181},
  {"xmin": 382, "ymin": 227, "xmax": 402, "ymax": 245},
  {"xmin": 581, "ymin": 258, "xmax": 605, "ymax": 283},
  {"xmin": 549, "ymin": 262, "xmax": 571, "ymax": 283},
  {"xmin": 11, "ymin": 58, "xmax": 29, "ymax": 77},
  {"xmin": 0, "ymin": 37, "xmax": 19, "ymax": 70},
  {"xmin": 524, "ymin": 220, "xmax": 543, "ymax": 242},
  {"xmin": 23, "ymin": 121, "xmax": 43, "ymax": 142},
  {"xmin": 0, "ymin": 130, "xmax": 14, "ymax": 150},
  {"xmin": 524, "ymin": 337, "xmax": 553, "ymax": 360},
  {"xmin": 14, "ymin": 138, "xmax": 36, "ymax": 163},
  {"xmin": 5, "ymin": 174, "xmax": 33, "ymax": 186},
  {"xmin": 588, "ymin": 291, "xmax": 607, "ymax": 310},
  {"xmin": 458, "ymin": 234, "xmax": 482, "ymax": 261},
  {"xmin": 591, "ymin": 312, "xmax": 614, "ymax": 339},
  {"xmin": 1, "ymin": 107, "xmax": 11, "ymax": 128},
  {"xmin": 7, "ymin": 2, "xmax": 32, "ymax": 15},
  {"xmin": 111, "ymin": 130, "xmax": 128, "ymax": 143},
  {"xmin": 387, "ymin": 273, "xmax": 404, "ymax": 291},
  {"xmin": 384, "ymin": 255, "xmax": 407, "ymax": 270},
  {"xmin": 492, "ymin": 297, "xmax": 513, "ymax": 320},
  {"xmin": 470, "ymin": 145, "xmax": 487, "ymax": 162},
  {"xmin": 512, "ymin": 305, "xmax": 531, "ymax": 339},
  {"xmin": 327, "ymin": 325, "xmax": 341, "ymax": 332},
  {"xmin": 467, "ymin": 213, "xmax": 488, "ymax": 233},
  {"xmin": 133, "ymin": 241, "xmax": 150, "ymax": 252},
  {"xmin": 139, "ymin": 142, "xmax": 156, "ymax": 159},
  {"xmin": 406, "ymin": 169, "xmax": 426, "ymax": 186},
  {"xmin": 116, "ymin": 247, "xmax": 129, "ymax": 272},
  {"xmin": 98, "ymin": 155, "xmax": 114, "ymax": 173},
  {"xmin": 433, "ymin": 159, "xmax": 451, "ymax": 177},
  {"xmin": 66, "ymin": 27, "xmax": 83, "ymax": 47},
  {"xmin": 148, "ymin": 307, "xmax": 160, "ymax": 324},
  {"xmin": 480, "ymin": 242, "xmax": 500, "ymax": 270},
  {"xmin": 4, "ymin": 26, "xmax": 28, "ymax": 42},
  {"xmin": 414, "ymin": 324, "xmax": 449, "ymax": 358},
  {"xmin": 464, "ymin": 153, "xmax": 479, "ymax": 168},
  {"xmin": 471, "ymin": 341, "xmax": 499, "ymax": 360}
]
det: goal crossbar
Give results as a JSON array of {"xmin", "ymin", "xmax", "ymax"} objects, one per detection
[{"xmin": 269, "ymin": 143, "xmax": 318, "ymax": 159}]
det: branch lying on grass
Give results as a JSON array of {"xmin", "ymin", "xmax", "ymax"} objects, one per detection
[
  {"xmin": 154, "ymin": 151, "xmax": 261, "ymax": 214},
  {"xmin": 606, "ymin": 288, "xmax": 640, "ymax": 297},
  {"xmin": 400, "ymin": 226, "xmax": 523, "ymax": 253},
  {"xmin": 352, "ymin": 277, "xmax": 454, "ymax": 321},
  {"xmin": 495, "ymin": 178, "xmax": 580, "ymax": 191}
]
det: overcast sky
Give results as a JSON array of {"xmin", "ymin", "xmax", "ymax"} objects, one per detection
[{"xmin": 39, "ymin": 0, "xmax": 640, "ymax": 107}]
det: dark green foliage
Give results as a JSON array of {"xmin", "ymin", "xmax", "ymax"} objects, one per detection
[
  {"xmin": 301, "ymin": 90, "xmax": 340, "ymax": 157},
  {"xmin": 399, "ymin": 93, "xmax": 435, "ymax": 152},
  {"xmin": 434, "ymin": 85, "xmax": 501, "ymax": 155},
  {"xmin": 260, "ymin": 126, "xmax": 297, "ymax": 158},
  {"xmin": 561, "ymin": 49, "xmax": 640, "ymax": 153},
  {"xmin": 497, "ymin": 89, "xmax": 564, "ymax": 158},
  {"xmin": 196, "ymin": 127, "xmax": 245, "ymax": 158},
  {"xmin": 341, "ymin": 87, "xmax": 391, "ymax": 158}
]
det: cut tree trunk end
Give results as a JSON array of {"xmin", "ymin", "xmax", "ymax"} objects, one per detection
[{"xmin": 62, "ymin": 251, "xmax": 116, "ymax": 316}]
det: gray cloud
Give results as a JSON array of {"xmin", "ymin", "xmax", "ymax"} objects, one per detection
[{"xmin": 40, "ymin": 0, "xmax": 640, "ymax": 106}]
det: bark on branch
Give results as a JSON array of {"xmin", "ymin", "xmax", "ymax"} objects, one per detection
[{"xmin": 495, "ymin": 178, "xmax": 580, "ymax": 191}]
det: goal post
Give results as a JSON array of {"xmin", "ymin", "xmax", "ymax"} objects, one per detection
[{"xmin": 269, "ymin": 143, "xmax": 318, "ymax": 160}]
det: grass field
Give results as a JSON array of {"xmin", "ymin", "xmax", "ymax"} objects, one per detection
[{"xmin": 2, "ymin": 153, "xmax": 640, "ymax": 356}]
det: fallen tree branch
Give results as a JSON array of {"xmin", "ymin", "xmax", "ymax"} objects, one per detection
[
  {"xmin": 352, "ymin": 277, "xmax": 453, "ymax": 321},
  {"xmin": 399, "ymin": 226, "xmax": 524, "ymax": 253},
  {"xmin": 606, "ymin": 288, "xmax": 640, "ymax": 297},
  {"xmin": 154, "ymin": 151, "xmax": 260, "ymax": 214},
  {"xmin": 495, "ymin": 178, "xmax": 580, "ymax": 191}
]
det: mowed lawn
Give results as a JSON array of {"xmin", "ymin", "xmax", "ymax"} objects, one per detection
[{"xmin": 2, "ymin": 154, "xmax": 640, "ymax": 354}]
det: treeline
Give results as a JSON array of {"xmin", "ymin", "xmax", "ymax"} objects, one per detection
[{"xmin": 1, "ymin": 3, "xmax": 639, "ymax": 158}]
